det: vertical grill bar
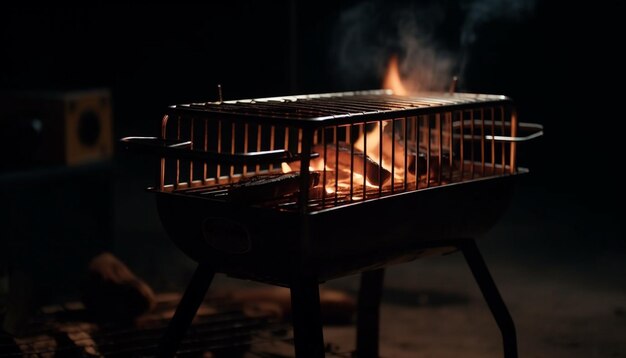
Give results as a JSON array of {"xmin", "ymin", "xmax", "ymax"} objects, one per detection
[
  {"xmin": 391, "ymin": 119, "xmax": 396, "ymax": 194},
  {"xmin": 284, "ymin": 127, "xmax": 290, "ymax": 153},
  {"xmin": 298, "ymin": 129, "xmax": 303, "ymax": 154},
  {"xmin": 243, "ymin": 123, "xmax": 249, "ymax": 176},
  {"xmin": 203, "ymin": 119, "xmax": 208, "ymax": 184},
  {"xmin": 189, "ymin": 118, "xmax": 194, "ymax": 184},
  {"xmin": 403, "ymin": 117, "xmax": 408, "ymax": 191},
  {"xmin": 256, "ymin": 124, "xmax": 262, "ymax": 174},
  {"xmin": 500, "ymin": 107, "xmax": 506, "ymax": 174},
  {"xmin": 216, "ymin": 120, "xmax": 222, "ymax": 183},
  {"xmin": 426, "ymin": 115, "xmax": 431, "ymax": 188},
  {"xmin": 448, "ymin": 112, "xmax": 453, "ymax": 182},
  {"xmin": 349, "ymin": 124, "xmax": 354, "ymax": 201},
  {"xmin": 459, "ymin": 111, "xmax": 464, "ymax": 180},
  {"xmin": 334, "ymin": 126, "xmax": 339, "ymax": 205},
  {"xmin": 269, "ymin": 125, "xmax": 275, "ymax": 172},
  {"xmin": 230, "ymin": 122, "xmax": 236, "ymax": 178},
  {"xmin": 480, "ymin": 108, "xmax": 485, "ymax": 177},
  {"xmin": 175, "ymin": 116, "xmax": 181, "ymax": 189},
  {"xmin": 298, "ymin": 129, "xmax": 313, "ymax": 212},
  {"xmin": 378, "ymin": 121, "xmax": 383, "ymax": 196},
  {"xmin": 470, "ymin": 110, "xmax": 475, "ymax": 179},
  {"xmin": 510, "ymin": 107, "xmax": 518, "ymax": 174},
  {"xmin": 490, "ymin": 108, "xmax": 496, "ymax": 175},
  {"xmin": 362, "ymin": 122, "xmax": 367, "ymax": 200},
  {"xmin": 437, "ymin": 113, "xmax": 443, "ymax": 186},
  {"xmin": 321, "ymin": 129, "xmax": 327, "ymax": 207},
  {"xmin": 159, "ymin": 115, "xmax": 168, "ymax": 191},
  {"xmin": 414, "ymin": 116, "xmax": 419, "ymax": 189}
]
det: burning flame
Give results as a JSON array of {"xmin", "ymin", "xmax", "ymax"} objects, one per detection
[
  {"xmin": 383, "ymin": 55, "xmax": 408, "ymax": 95},
  {"xmin": 353, "ymin": 55, "xmax": 412, "ymax": 182},
  {"xmin": 279, "ymin": 55, "xmax": 421, "ymax": 200}
]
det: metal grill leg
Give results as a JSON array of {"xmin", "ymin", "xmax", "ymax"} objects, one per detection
[
  {"xmin": 355, "ymin": 269, "xmax": 385, "ymax": 358},
  {"xmin": 157, "ymin": 263, "xmax": 215, "ymax": 358},
  {"xmin": 460, "ymin": 240, "xmax": 518, "ymax": 358},
  {"xmin": 290, "ymin": 276, "xmax": 325, "ymax": 358}
]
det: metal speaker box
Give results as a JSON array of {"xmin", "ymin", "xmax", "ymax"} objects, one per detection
[{"xmin": 0, "ymin": 89, "xmax": 113, "ymax": 170}]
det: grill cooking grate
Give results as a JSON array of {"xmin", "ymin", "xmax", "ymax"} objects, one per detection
[{"xmin": 149, "ymin": 90, "xmax": 528, "ymax": 213}]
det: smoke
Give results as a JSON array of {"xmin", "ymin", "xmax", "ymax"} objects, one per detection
[
  {"xmin": 458, "ymin": 0, "xmax": 536, "ymax": 79},
  {"xmin": 331, "ymin": 0, "xmax": 536, "ymax": 92}
]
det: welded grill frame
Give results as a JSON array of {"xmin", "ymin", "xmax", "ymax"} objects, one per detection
[{"xmin": 155, "ymin": 90, "xmax": 521, "ymax": 213}]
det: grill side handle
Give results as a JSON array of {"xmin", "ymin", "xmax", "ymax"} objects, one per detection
[
  {"xmin": 120, "ymin": 136, "xmax": 317, "ymax": 165},
  {"xmin": 486, "ymin": 122, "xmax": 543, "ymax": 142},
  {"xmin": 453, "ymin": 121, "xmax": 543, "ymax": 142}
]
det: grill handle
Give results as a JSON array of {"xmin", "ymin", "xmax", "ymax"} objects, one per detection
[
  {"xmin": 120, "ymin": 136, "xmax": 317, "ymax": 165},
  {"xmin": 454, "ymin": 121, "xmax": 543, "ymax": 142},
  {"xmin": 486, "ymin": 122, "xmax": 543, "ymax": 142}
]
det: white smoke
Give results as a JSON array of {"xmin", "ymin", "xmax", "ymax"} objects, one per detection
[{"xmin": 331, "ymin": 0, "xmax": 536, "ymax": 92}]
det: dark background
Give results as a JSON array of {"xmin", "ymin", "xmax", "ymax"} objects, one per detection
[{"xmin": 0, "ymin": 1, "xmax": 622, "ymax": 305}]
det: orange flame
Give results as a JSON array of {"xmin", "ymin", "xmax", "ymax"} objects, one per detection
[{"xmin": 383, "ymin": 55, "xmax": 408, "ymax": 95}]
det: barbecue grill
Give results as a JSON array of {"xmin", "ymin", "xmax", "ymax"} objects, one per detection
[{"xmin": 122, "ymin": 89, "xmax": 542, "ymax": 358}]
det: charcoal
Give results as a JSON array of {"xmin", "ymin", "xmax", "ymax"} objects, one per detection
[{"xmin": 312, "ymin": 142, "xmax": 391, "ymax": 186}]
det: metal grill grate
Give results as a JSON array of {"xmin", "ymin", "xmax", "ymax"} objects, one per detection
[
  {"xmin": 145, "ymin": 90, "xmax": 535, "ymax": 213},
  {"xmin": 178, "ymin": 90, "xmax": 510, "ymax": 122}
]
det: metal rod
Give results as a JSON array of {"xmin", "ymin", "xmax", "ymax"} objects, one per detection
[
  {"xmin": 480, "ymin": 108, "xmax": 485, "ymax": 177},
  {"xmin": 500, "ymin": 107, "xmax": 506, "ymax": 174},
  {"xmin": 175, "ymin": 116, "xmax": 181, "ymax": 189},
  {"xmin": 349, "ymin": 124, "xmax": 354, "ymax": 201},
  {"xmin": 298, "ymin": 129, "xmax": 313, "ymax": 212},
  {"xmin": 363, "ymin": 122, "xmax": 367, "ymax": 200},
  {"xmin": 510, "ymin": 108, "xmax": 518, "ymax": 174},
  {"xmin": 491, "ymin": 108, "xmax": 496, "ymax": 175},
  {"xmin": 298, "ymin": 128, "xmax": 303, "ymax": 154},
  {"xmin": 470, "ymin": 110, "xmax": 475, "ymax": 179},
  {"xmin": 334, "ymin": 126, "xmax": 339, "ymax": 204},
  {"xmin": 189, "ymin": 118, "xmax": 194, "ymax": 183},
  {"xmin": 269, "ymin": 125, "xmax": 275, "ymax": 171},
  {"xmin": 356, "ymin": 269, "xmax": 385, "ymax": 358},
  {"xmin": 157, "ymin": 263, "xmax": 215, "ymax": 358},
  {"xmin": 403, "ymin": 117, "xmax": 408, "ymax": 191},
  {"xmin": 243, "ymin": 123, "xmax": 249, "ymax": 176},
  {"xmin": 378, "ymin": 121, "xmax": 383, "ymax": 196},
  {"xmin": 256, "ymin": 124, "xmax": 262, "ymax": 174},
  {"xmin": 230, "ymin": 122, "xmax": 236, "ymax": 178},
  {"xmin": 415, "ymin": 116, "xmax": 420, "ymax": 189},
  {"xmin": 391, "ymin": 119, "xmax": 396, "ymax": 193},
  {"xmin": 203, "ymin": 119, "xmax": 208, "ymax": 184},
  {"xmin": 438, "ymin": 113, "xmax": 443, "ymax": 185},
  {"xmin": 322, "ymin": 129, "xmax": 327, "ymax": 207},
  {"xmin": 159, "ymin": 115, "xmax": 168, "ymax": 191},
  {"xmin": 216, "ymin": 120, "xmax": 222, "ymax": 183},
  {"xmin": 426, "ymin": 115, "xmax": 431, "ymax": 188},
  {"xmin": 217, "ymin": 84, "xmax": 223, "ymax": 104},
  {"xmin": 448, "ymin": 112, "xmax": 453, "ymax": 182},
  {"xmin": 449, "ymin": 75, "xmax": 458, "ymax": 94},
  {"xmin": 458, "ymin": 111, "xmax": 465, "ymax": 181},
  {"xmin": 459, "ymin": 240, "xmax": 518, "ymax": 358}
]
